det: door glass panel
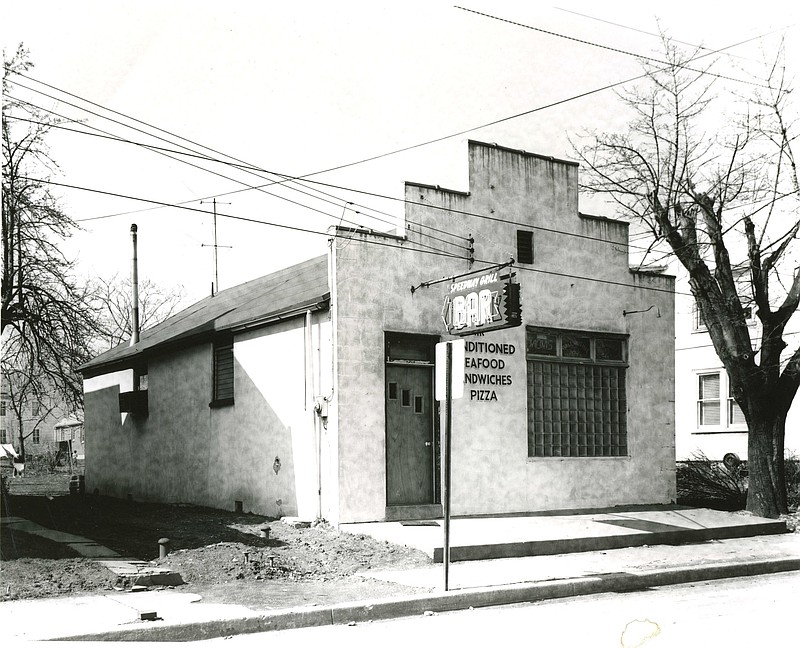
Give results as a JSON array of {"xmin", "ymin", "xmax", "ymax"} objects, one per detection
[
  {"xmin": 401, "ymin": 389, "xmax": 411, "ymax": 407},
  {"xmin": 388, "ymin": 382, "xmax": 398, "ymax": 400},
  {"xmin": 414, "ymin": 395, "xmax": 423, "ymax": 414}
]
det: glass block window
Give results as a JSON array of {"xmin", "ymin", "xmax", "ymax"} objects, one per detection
[{"xmin": 527, "ymin": 328, "xmax": 628, "ymax": 458}]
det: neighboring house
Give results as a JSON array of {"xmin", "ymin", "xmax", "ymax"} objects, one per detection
[
  {"xmin": 79, "ymin": 141, "xmax": 676, "ymax": 524},
  {"xmin": 54, "ymin": 417, "xmax": 85, "ymax": 460},
  {"xmin": 673, "ymin": 264, "xmax": 800, "ymax": 462},
  {"xmin": 0, "ymin": 389, "xmax": 77, "ymax": 458}
]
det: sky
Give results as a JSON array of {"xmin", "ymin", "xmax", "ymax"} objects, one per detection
[{"xmin": 3, "ymin": 1, "xmax": 798, "ymax": 307}]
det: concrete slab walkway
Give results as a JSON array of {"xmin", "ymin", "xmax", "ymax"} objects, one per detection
[
  {"xmin": 0, "ymin": 516, "xmax": 183, "ymax": 585},
  {"xmin": 340, "ymin": 506, "xmax": 788, "ymax": 561}
]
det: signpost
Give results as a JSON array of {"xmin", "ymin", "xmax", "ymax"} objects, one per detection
[
  {"xmin": 431, "ymin": 267, "xmax": 522, "ymax": 591},
  {"xmin": 435, "ymin": 339, "xmax": 464, "ymax": 591}
]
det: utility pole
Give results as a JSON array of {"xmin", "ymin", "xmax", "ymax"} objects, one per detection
[
  {"xmin": 130, "ymin": 224, "xmax": 139, "ymax": 346},
  {"xmin": 200, "ymin": 198, "xmax": 232, "ymax": 294}
]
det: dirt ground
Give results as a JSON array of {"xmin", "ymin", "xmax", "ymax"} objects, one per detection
[
  {"xmin": 2, "ymin": 471, "xmax": 797, "ymax": 610},
  {"xmin": 0, "ymin": 472, "xmax": 432, "ymax": 608}
]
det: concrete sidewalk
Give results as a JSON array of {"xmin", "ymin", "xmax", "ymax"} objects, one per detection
[
  {"xmin": 1, "ymin": 509, "xmax": 798, "ymax": 642},
  {"xmin": 341, "ymin": 506, "xmax": 788, "ymax": 561}
]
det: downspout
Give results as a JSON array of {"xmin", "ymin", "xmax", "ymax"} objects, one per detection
[
  {"xmin": 130, "ymin": 224, "xmax": 140, "ymax": 346},
  {"xmin": 306, "ymin": 309, "xmax": 322, "ymax": 520}
]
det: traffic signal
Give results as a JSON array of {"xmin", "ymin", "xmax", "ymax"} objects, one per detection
[{"xmin": 502, "ymin": 281, "xmax": 522, "ymax": 327}]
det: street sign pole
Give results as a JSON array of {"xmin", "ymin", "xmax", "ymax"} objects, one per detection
[
  {"xmin": 435, "ymin": 339, "xmax": 463, "ymax": 592},
  {"xmin": 443, "ymin": 340, "xmax": 452, "ymax": 591}
]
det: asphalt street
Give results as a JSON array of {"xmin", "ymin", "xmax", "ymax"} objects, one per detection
[{"xmin": 196, "ymin": 571, "xmax": 800, "ymax": 647}]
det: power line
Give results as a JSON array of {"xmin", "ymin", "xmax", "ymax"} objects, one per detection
[
  {"xmin": 553, "ymin": 6, "xmax": 757, "ymax": 61},
  {"xmin": 7, "ymin": 100, "xmax": 739, "ymax": 262},
  {"xmin": 455, "ymin": 5, "xmax": 777, "ymax": 88},
  {"xmin": 286, "ymin": 21, "xmax": 781, "ymax": 181},
  {"xmin": 19, "ymin": 175, "xmax": 467, "ymax": 262},
  {"xmin": 5, "ymin": 17, "xmax": 785, "ymax": 259},
  {"xmin": 12, "ymin": 105, "xmax": 658, "ymax": 256},
  {"xmin": 5, "ymin": 103, "xmax": 646, "ymax": 254},
  {"xmin": 8, "ymin": 94, "xmax": 469, "ymax": 260},
  {"xmin": 23, "ymin": 174, "xmax": 698, "ymax": 297},
  {"xmin": 4, "ymin": 86, "xmax": 411, "ymax": 239},
  {"xmin": 5, "ymin": 83, "xmax": 470, "ymax": 252}
]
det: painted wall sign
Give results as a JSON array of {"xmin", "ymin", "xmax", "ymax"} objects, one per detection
[
  {"xmin": 441, "ymin": 271, "xmax": 522, "ymax": 336},
  {"xmin": 463, "ymin": 340, "xmax": 516, "ymax": 401}
]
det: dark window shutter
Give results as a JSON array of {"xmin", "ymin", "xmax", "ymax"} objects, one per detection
[
  {"xmin": 517, "ymin": 230, "xmax": 534, "ymax": 264},
  {"xmin": 214, "ymin": 338, "xmax": 234, "ymax": 401}
]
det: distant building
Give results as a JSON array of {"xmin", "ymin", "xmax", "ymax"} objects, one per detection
[
  {"xmin": 79, "ymin": 141, "xmax": 676, "ymax": 524},
  {"xmin": 0, "ymin": 389, "xmax": 80, "ymax": 459}
]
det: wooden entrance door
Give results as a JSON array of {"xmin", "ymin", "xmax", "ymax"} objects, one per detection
[{"xmin": 385, "ymin": 364, "xmax": 435, "ymax": 506}]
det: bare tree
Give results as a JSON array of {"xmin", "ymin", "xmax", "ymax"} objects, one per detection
[
  {"xmin": 573, "ymin": 39, "xmax": 799, "ymax": 518},
  {"xmin": 91, "ymin": 274, "xmax": 185, "ymax": 351},
  {"xmin": 2, "ymin": 45, "xmax": 99, "ymax": 410}
]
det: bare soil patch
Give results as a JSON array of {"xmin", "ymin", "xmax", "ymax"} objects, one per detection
[{"xmin": 1, "ymin": 472, "xmax": 431, "ymax": 608}]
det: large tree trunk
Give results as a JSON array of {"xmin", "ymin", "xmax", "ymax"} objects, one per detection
[{"xmin": 746, "ymin": 410, "xmax": 788, "ymax": 518}]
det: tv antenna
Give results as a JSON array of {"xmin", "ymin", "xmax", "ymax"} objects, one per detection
[{"xmin": 200, "ymin": 198, "xmax": 232, "ymax": 294}]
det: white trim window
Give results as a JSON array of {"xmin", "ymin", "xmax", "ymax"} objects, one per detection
[
  {"xmin": 696, "ymin": 370, "xmax": 746, "ymax": 432},
  {"xmin": 691, "ymin": 302, "xmax": 708, "ymax": 333},
  {"xmin": 692, "ymin": 299, "xmax": 754, "ymax": 333}
]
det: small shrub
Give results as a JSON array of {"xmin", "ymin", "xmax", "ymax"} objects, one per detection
[
  {"xmin": 786, "ymin": 454, "xmax": 800, "ymax": 512},
  {"xmin": 678, "ymin": 452, "xmax": 800, "ymax": 512},
  {"xmin": 676, "ymin": 452, "xmax": 747, "ymax": 510}
]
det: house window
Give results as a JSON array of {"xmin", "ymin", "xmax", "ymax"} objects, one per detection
[
  {"xmin": 526, "ymin": 327, "xmax": 628, "ymax": 458},
  {"xmin": 211, "ymin": 337, "xmax": 234, "ymax": 406},
  {"xmin": 0, "ymin": 401, "xmax": 6, "ymax": 417},
  {"xmin": 691, "ymin": 302, "xmax": 707, "ymax": 332},
  {"xmin": 693, "ymin": 299, "xmax": 754, "ymax": 332},
  {"xmin": 31, "ymin": 401, "xmax": 40, "ymax": 416},
  {"xmin": 697, "ymin": 371, "xmax": 746, "ymax": 430},
  {"xmin": 135, "ymin": 367, "xmax": 149, "ymax": 391},
  {"xmin": 516, "ymin": 230, "xmax": 534, "ymax": 264},
  {"xmin": 0, "ymin": 429, "xmax": 6, "ymax": 444},
  {"xmin": 32, "ymin": 429, "xmax": 40, "ymax": 444}
]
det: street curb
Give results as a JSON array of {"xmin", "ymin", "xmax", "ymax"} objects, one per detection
[
  {"xmin": 52, "ymin": 557, "xmax": 800, "ymax": 642},
  {"xmin": 433, "ymin": 521, "xmax": 790, "ymax": 562}
]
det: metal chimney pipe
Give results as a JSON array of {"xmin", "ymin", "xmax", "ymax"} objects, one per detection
[{"xmin": 130, "ymin": 224, "xmax": 140, "ymax": 346}]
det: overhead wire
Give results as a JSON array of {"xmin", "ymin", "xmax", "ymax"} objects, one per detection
[
  {"xmin": 5, "ymin": 80, "xmax": 471, "ymax": 253},
  {"xmin": 5, "ymin": 96, "xmax": 651, "ymax": 256},
  {"xmin": 8, "ymin": 107, "xmax": 666, "ymax": 258},
  {"xmin": 4, "ymin": 16, "xmax": 792, "ymax": 286},
  {"xmin": 4, "ymin": 13, "xmax": 783, "ymax": 251},
  {"xmin": 8, "ymin": 78, "xmax": 789, "ymax": 263},
  {"xmin": 455, "ymin": 5, "xmax": 777, "ymax": 88},
  {"xmin": 20, "ymin": 175, "xmax": 467, "ymax": 262},
  {"xmin": 4, "ymin": 87, "xmax": 409, "ymax": 239},
  {"xmin": 282, "ymin": 13, "xmax": 783, "ymax": 181},
  {"xmin": 22, "ymin": 174, "xmax": 700, "ymax": 297}
]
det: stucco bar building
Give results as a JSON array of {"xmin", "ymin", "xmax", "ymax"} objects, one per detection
[{"xmin": 80, "ymin": 141, "xmax": 676, "ymax": 525}]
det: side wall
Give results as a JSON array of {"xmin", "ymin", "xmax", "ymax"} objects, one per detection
[
  {"xmin": 332, "ymin": 143, "xmax": 675, "ymax": 522},
  {"xmin": 84, "ymin": 312, "xmax": 332, "ymax": 518}
]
